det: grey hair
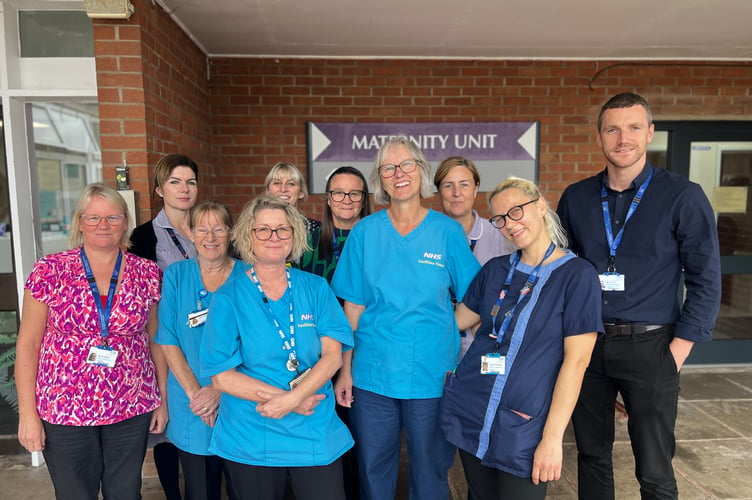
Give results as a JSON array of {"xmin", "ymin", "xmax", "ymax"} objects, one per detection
[{"xmin": 369, "ymin": 136, "xmax": 433, "ymax": 205}]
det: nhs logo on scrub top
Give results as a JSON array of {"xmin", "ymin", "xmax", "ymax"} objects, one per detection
[
  {"xmin": 298, "ymin": 313, "xmax": 316, "ymax": 329},
  {"xmin": 418, "ymin": 252, "xmax": 445, "ymax": 268}
]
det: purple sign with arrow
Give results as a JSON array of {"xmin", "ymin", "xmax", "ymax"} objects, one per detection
[{"xmin": 306, "ymin": 122, "xmax": 538, "ymax": 194}]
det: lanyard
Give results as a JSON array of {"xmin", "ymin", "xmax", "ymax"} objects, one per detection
[
  {"xmin": 489, "ymin": 242, "xmax": 555, "ymax": 351},
  {"xmin": 600, "ymin": 168, "xmax": 653, "ymax": 272},
  {"xmin": 80, "ymin": 247, "xmax": 122, "ymax": 343},
  {"xmin": 249, "ymin": 266, "xmax": 299, "ymax": 373},
  {"xmin": 165, "ymin": 227, "xmax": 190, "ymax": 260}
]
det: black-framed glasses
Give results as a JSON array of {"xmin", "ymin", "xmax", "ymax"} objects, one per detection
[
  {"xmin": 80, "ymin": 214, "xmax": 125, "ymax": 226},
  {"xmin": 489, "ymin": 198, "xmax": 539, "ymax": 229},
  {"xmin": 328, "ymin": 190, "xmax": 364, "ymax": 202},
  {"xmin": 378, "ymin": 159, "xmax": 419, "ymax": 178},
  {"xmin": 252, "ymin": 226, "xmax": 293, "ymax": 240}
]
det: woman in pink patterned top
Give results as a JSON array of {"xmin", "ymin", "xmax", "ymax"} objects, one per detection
[{"xmin": 16, "ymin": 183, "xmax": 167, "ymax": 500}]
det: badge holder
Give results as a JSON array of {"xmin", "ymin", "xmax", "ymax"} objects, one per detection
[
  {"xmin": 87, "ymin": 342, "xmax": 119, "ymax": 368},
  {"xmin": 481, "ymin": 352, "xmax": 505, "ymax": 375}
]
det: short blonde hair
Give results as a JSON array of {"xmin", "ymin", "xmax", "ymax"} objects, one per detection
[
  {"xmin": 488, "ymin": 177, "xmax": 568, "ymax": 249},
  {"xmin": 232, "ymin": 195, "xmax": 310, "ymax": 264},
  {"xmin": 370, "ymin": 137, "xmax": 433, "ymax": 205},
  {"xmin": 68, "ymin": 183, "xmax": 133, "ymax": 248},
  {"xmin": 263, "ymin": 162, "xmax": 309, "ymax": 200}
]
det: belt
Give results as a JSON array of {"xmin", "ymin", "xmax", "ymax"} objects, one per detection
[{"xmin": 603, "ymin": 323, "xmax": 671, "ymax": 336}]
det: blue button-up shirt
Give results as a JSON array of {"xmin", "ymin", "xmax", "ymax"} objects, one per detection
[{"xmin": 557, "ymin": 163, "xmax": 721, "ymax": 343}]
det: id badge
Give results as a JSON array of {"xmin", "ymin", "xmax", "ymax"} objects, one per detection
[
  {"xmin": 187, "ymin": 309, "xmax": 208, "ymax": 328},
  {"xmin": 599, "ymin": 273, "xmax": 625, "ymax": 292},
  {"xmin": 87, "ymin": 345, "xmax": 119, "ymax": 367},
  {"xmin": 481, "ymin": 353, "xmax": 505, "ymax": 375},
  {"xmin": 289, "ymin": 367, "xmax": 312, "ymax": 389}
]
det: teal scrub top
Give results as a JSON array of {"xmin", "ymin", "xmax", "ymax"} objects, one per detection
[
  {"xmin": 200, "ymin": 268, "xmax": 354, "ymax": 466},
  {"xmin": 155, "ymin": 257, "xmax": 246, "ymax": 455},
  {"xmin": 331, "ymin": 209, "xmax": 481, "ymax": 399}
]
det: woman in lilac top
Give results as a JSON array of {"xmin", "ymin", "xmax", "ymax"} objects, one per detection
[
  {"xmin": 16, "ymin": 183, "xmax": 166, "ymax": 500},
  {"xmin": 434, "ymin": 156, "xmax": 516, "ymax": 357}
]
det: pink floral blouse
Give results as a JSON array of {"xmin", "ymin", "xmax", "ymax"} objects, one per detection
[{"xmin": 25, "ymin": 248, "xmax": 162, "ymax": 426}]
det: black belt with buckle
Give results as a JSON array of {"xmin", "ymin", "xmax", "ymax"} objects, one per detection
[{"xmin": 603, "ymin": 323, "xmax": 671, "ymax": 336}]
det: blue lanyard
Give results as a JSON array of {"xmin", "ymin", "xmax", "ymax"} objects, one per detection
[
  {"xmin": 165, "ymin": 227, "xmax": 190, "ymax": 260},
  {"xmin": 80, "ymin": 247, "xmax": 122, "ymax": 343},
  {"xmin": 600, "ymin": 168, "xmax": 653, "ymax": 272},
  {"xmin": 249, "ymin": 266, "xmax": 299, "ymax": 372},
  {"xmin": 489, "ymin": 242, "xmax": 555, "ymax": 350}
]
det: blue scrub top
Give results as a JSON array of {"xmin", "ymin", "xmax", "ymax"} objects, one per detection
[
  {"xmin": 441, "ymin": 252, "xmax": 602, "ymax": 477},
  {"xmin": 155, "ymin": 257, "xmax": 246, "ymax": 455},
  {"xmin": 200, "ymin": 268, "xmax": 354, "ymax": 467},
  {"xmin": 331, "ymin": 209, "xmax": 481, "ymax": 399}
]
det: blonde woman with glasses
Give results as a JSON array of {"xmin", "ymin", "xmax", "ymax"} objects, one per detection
[{"xmin": 16, "ymin": 183, "xmax": 165, "ymax": 499}]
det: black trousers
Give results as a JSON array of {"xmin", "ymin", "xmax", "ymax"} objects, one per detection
[
  {"xmin": 224, "ymin": 458, "xmax": 345, "ymax": 500},
  {"xmin": 42, "ymin": 412, "xmax": 152, "ymax": 500},
  {"xmin": 177, "ymin": 449, "xmax": 225, "ymax": 500},
  {"xmin": 458, "ymin": 450, "xmax": 547, "ymax": 500},
  {"xmin": 572, "ymin": 328, "xmax": 680, "ymax": 500}
]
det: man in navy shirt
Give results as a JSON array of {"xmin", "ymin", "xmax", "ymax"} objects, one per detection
[{"xmin": 557, "ymin": 92, "xmax": 721, "ymax": 500}]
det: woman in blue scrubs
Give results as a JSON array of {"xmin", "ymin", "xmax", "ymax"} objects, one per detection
[
  {"xmin": 201, "ymin": 195, "xmax": 353, "ymax": 500},
  {"xmin": 331, "ymin": 137, "xmax": 481, "ymax": 500},
  {"xmin": 441, "ymin": 177, "xmax": 601, "ymax": 500},
  {"xmin": 155, "ymin": 201, "xmax": 244, "ymax": 500}
]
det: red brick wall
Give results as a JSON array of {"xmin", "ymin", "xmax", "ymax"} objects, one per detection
[
  {"xmin": 93, "ymin": 0, "xmax": 212, "ymax": 223},
  {"xmin": 93, "ymin": 9, "xmax": 752, "ymax": 224},
  {"xmin": 207, "ymin": 59, "xmax": 752, "ymax": 219}
]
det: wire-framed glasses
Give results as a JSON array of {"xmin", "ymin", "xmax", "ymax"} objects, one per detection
[{"xmin": 378, "ymin": 159, "xmax": 419, "ymax": 178}]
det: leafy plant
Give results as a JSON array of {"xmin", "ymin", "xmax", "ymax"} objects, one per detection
[{"xmin": 0, "ymin": 333, "xmax": 18, "ymax": 413}]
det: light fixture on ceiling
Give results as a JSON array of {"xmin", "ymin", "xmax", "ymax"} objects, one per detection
[{"xmin": 83, "ymin": 0, "xmax": 134, "ymax": 20}]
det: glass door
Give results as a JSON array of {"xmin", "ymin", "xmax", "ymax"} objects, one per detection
[
  {"xmin": 0, "ymin": 106, "xmax": 20, "ymax": 437},
  {"xmin": 690, "ymin": 142, "xmax": 752, "ymax": 345},
  {"xmin": 656, "ymin": 120, "xmax": 752, "ymax": 363}
]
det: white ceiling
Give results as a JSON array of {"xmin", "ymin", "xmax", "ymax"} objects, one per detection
[{"xmin": 157, "ymin": 0, "xmax": 752, "ymax": 60}]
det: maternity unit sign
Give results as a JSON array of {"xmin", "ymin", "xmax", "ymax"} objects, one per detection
[{"xmin": 306, "ymin": 122, "xmax": 539, "ymax": 194}]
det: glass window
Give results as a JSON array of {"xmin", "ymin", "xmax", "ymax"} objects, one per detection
[
  {"xmin": 30, "ymin": 102, "xmax": 101, "ymax": 255},
  {"xmin": 19, "ymin": 11, "xmax": 94, "ymax": 58}
]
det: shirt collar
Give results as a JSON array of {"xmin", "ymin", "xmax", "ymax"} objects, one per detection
[
  {"xmin": 602, "ymin": 162, "xmax": 653, "ymax": 193},
  {"xmin": 467, "ymin": 209, "xmax": 483, "ymax": 241}
]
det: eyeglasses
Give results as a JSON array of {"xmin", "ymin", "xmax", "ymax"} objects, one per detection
[
  {"xmin": 80, "ymin": 214, "xmax": 125, "ymax": 226},
  {"xmin": 252, "ymin": 226, "xmax": 293, "ymax": 241},
  {"xmin": 489, "ymin": 198, "xmax": 539, "ymax": 229},
  {"xmin": 328, "ymin": 190, "xmax": 364, "ymax": 203},
  {"xmin": 378, "ymin": 159, "xmax": 419, "ymax": 178},
  {"xmin": 192, "ymin": 227, "xmax": 229, "ymax": 238}
]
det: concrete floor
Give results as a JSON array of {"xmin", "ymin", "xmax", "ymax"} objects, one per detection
[{"xmin": 2, "ymin": 365, "xmax": 752, "ymax": 499}]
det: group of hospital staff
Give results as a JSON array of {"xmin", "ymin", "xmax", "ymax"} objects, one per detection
[{"xmin": 16, "ymin": 92, "xmax": 720, "ymax": 500}]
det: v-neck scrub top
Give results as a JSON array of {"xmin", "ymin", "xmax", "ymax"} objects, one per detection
[
  {"xmin": 155, "ymin": 257, "xmax": 246, "ymax": 455},
  {"xmin": 200, "ymin": 268, "xmax": 354, "ymax": 467},
  {"xmin": 331, "ymin": 209, "xmax": 481, "ymax": 399},
  {"xmin": 441, "ymin": 252, "xmax": 602, "ymax": 477}
]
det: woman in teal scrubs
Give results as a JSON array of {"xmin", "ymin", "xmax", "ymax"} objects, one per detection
[{"xmin": 331, "ymin": 137, "xmax": 481, "ymax": 500}]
